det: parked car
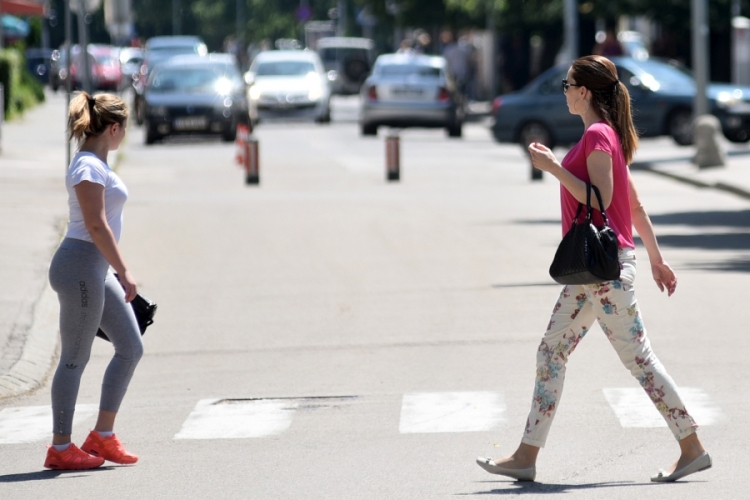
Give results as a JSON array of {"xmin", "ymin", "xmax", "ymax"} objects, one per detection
[
  {"xmin": 118, "ymin": 46, "xmax": 144, "ymax": 88},
  {"xmin": 25, "ymin": 48, "xmax": 54, "ymax": 86},
  {"xmin": 491, "ymin": 56, "xmax": 750, "ymax": 149},
  {"xmin": 359, "ymin": 53, "xmax": 465, "ymax": 137},
  {"xmin": 141, "ymin": 55, "xmax": 248, "ymax": 144},
  {"xmin": 316, "ymin": 37, "xmax": 374, "ymax": 95},
  {"xmin": 133, "ymin": 36, "xmax": 208, "ymax": 125},
  {"xmin": 48, "ymin": 44, "xmax": 122, "ymax": 91},
  {"xmin": 244, "ymin": 50, "xmax": 331, "ymax": 124}
]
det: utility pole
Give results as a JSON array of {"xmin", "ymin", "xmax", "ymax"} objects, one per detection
[
  {"xmin": 76, "ymin": 4, "xmax": 92, "ymax": 94},
  {"xmin": 172, "ymin": 0, "xmax": 180, "ymax": 35},
  {"xmin": 563, "ymin": 0, "xmax": 578, "ymax": 63},
  {"xmin": 692, "ymin": 0, "xmax": 709, "ymax": 117},
  {"xmin": 65, "ymin": 0, "xmax": 73, "ymax": 168}
]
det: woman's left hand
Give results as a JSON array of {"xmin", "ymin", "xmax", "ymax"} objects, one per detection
[
  {"xmin": 651, "ymin": 261, "xmax": 677, "ymax": 296},
  {"xmin": 527, "ymin": 142, "xmax": 561, "ymax": 173}
]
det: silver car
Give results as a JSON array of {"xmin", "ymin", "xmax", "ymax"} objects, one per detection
[
  {"xmin": 359, "ymin": 54, "xmax": 465, "ymax": 137},
  {"xmin": 245, "ymin": 50, "xmax": 331, "ymax": 124}
]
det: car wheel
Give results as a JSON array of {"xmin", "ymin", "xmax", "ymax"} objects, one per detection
[
  {"xmin": 145, "ymin": 124, "xmax": 161, "ymax": 145},
  {"xmin": 668, "ymin": 109, "xmax": 694, "ymax": 146},
  {"xmin": 447, "ymin": 122, "xmax": 463, "ymax": 138},
  {"xmin": 222, "ymin": 126, "xmax": 237, "ymax": 142},
  {"xmin": 361, "ymin": 123, "xmax": 377, "ymax": 136},
  {"xmin": 315, "ymin": 111, "xmax": 331, "ymax": 124},
  {"xmin": 519, "ymin": 121, "xmax": 554, "ymax": 150},
  {"xmin": 724, "ymin": 129, "xmax": 750, "ymax": 143}
]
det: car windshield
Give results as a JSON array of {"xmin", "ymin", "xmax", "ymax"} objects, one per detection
[
  {"xmin": 255, "ymin": 61, "xmax": 316, "ymax": 76},
  {"xmin": 319, "ymin": 47, "xmax": 368, "ymax": 63},
  {"xmin": 149, "ymin": 46, "xmax": 198, "ymax": 54},
  {"xmin": 94, "ymin": 55, "xmax": 117, "ymax": 66},
  {"xmin": 149, "ymin": 68, "xmax": 234, "ymax": 93},
  {"xmin": 629, "ymin": 60, "xmax": 694, "ymax": 87},
  {"xmin": 377, "ymin": 64, "xmax": 440, "ymax": 78}
]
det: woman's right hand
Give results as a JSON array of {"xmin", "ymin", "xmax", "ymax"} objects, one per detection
[{"xmin": 118, "ymin": 270, "xmax": 138, "ymax": 302}]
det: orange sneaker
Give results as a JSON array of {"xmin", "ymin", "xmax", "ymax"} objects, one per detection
[
  {"xmin": 44, "ymin": 443, "xmax": 105, "ymax": 470},
  {"xmin": 81, "ymin": 431, "xmax": 139, "ymax": 465}
]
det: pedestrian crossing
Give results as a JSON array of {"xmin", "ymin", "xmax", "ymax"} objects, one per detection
[{"xmin": 0, "ymin": 389, "xmax": 725, "ymax": 445}]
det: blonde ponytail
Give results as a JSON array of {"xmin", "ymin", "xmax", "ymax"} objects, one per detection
[{"xmin": 67, "ymin": 92, "xmax": 128, "ymax": 143}]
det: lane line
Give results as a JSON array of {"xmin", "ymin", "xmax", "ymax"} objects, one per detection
[
  {"xmin": 174, "ymin": 398, "xmax": 298, "ymax": 440},
  {"xmin": 399, "ymin": 391, "xmax": 506, "ymax": 434},
  {"xmin": 603, "ymin": 387, "xmax": 725, "ymax": 428},
  {"xmin": 0, "ymin": 404, "xmax": 98, "ymax": 444}
]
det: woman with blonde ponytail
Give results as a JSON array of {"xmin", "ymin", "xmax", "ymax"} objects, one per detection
[
  {"xmin": 45, "ymin": 92, "xmax": 143, "ymax": 470},
  {"xmin": 476, "ymin": 56, "xmax": 711, "ymax": 483}
]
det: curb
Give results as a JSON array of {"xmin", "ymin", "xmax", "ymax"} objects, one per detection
[
  {"xmin": 0, "ymin": 279, "xmax": 59, "ymax": 400},
  {"xmin": 639, "ymin": 163, "xmax": 750, "ymax": 200}
]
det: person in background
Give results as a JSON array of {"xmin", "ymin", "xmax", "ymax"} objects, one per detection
[
  {"xmin": 44, "ymin": 92, "xmax": 143, "ymax": 470},
  {"xmin": 593, "ymin": 28, "xmax": 625, "ymax": 57}
]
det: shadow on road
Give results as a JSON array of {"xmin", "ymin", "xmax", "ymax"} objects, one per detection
[
  {"xmin": 459, "ymin": 479, "xmax": 682, "ymax": 495},
  {"xmin": 0, "ymin": 467, "xmax": 115, "ymax": 483}
]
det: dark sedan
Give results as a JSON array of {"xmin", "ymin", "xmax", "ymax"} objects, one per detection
[
  {"xmin": 142, "ymin": 56, "xmax": 248, "ymax": 144},
  {"xmin": 491, "ymin": 57, "xmax": 750, "ymax": 149}
]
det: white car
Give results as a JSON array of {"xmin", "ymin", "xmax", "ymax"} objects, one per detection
[{"xmin": 245, "ymin": 50, "xmax": 331, "ymax": 124}]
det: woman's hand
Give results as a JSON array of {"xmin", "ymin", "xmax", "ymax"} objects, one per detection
[
  {"xmin": 118, "ymin": 270, "xmax": 138, "ymax": 303},
  {"xmin": 527, "ymin": 142, "xmax": 561, "ymax": 173},
  {"xmin": 651, "ymin": 261, "xmax": 677, "ymax": 296}
]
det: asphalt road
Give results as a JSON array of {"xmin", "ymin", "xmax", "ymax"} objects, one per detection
[{"xmin": 1, "ymin": 97, "xmax": 748, "ymax": 499}]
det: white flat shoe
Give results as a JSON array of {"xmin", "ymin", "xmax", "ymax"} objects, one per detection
[
  {"xmin": 651, "ymin": 452, "xmax": 712, "ymax": 482},
  {"xmin": 476, "ymin": 457, "xmax": 536, "ymax": 481}
]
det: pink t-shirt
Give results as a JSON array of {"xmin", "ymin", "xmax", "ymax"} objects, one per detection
[{"xmin": 559, "ymin": 121, "xmax": 635, "ymax": 249}]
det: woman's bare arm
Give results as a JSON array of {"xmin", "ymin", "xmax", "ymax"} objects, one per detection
[
  {"xmin": 628, "ymin": 171, "xmax": 677, "ymax": 296},
  {"xmin": 75, "ymin": 181, "xmax": 137, "ymax": 302}
]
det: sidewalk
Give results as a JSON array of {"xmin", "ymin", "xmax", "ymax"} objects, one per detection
[
  {"xmin": 633, "ymin": 136, "xmax": 750, "ymax": 200},
  {"xmin": 0, "ymin": 91, "xmax": 69, "ymax": 398}
]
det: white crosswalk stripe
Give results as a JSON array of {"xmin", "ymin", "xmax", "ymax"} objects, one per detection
[
  {"xmin": 174, "ymin": 398, "xmax": 298, "ymax": 440},
  {"xmin": 0, "ymin": 404, "xmax": 98, "ymax": 444},
  {"xmin": 0, "ymin": 388, "xmax": 726, "ymax": 444},
  {"xmin": 398, "ymin": 391, "xmax": 506, "ymax": 434},
  {"xmin": 603, "ymin": 387, "xmax": 725, "ymax": 428}
]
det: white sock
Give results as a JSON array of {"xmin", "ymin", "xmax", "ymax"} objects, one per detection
[
  {"xmin": 52, "ymin": 443, "xmax": 71, "ymax": 451},
  {"xmin": 95, "ymin": 430, "xmax": 114, "ymax": 438}
]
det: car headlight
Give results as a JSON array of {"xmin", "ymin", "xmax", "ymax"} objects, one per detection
[
  {"xmin": 249, "ymin": 85, "xmax": 261, "ymax": 100},
  {"xmin": 215, "ymin": 77, "xmax": 233, "ymax": 96},
  {"xmin": 717, "ymin": 90, "xmax": 743, "ymax": 108},
  {"xmin": 308, "ymin": 84, "xmax": 323, "ymax": 101}
]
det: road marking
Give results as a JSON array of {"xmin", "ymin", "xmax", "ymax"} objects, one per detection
[
  {"xmin": 0, "ymin": 404, "xmax": 97, "ymax": 444},
  {"xmin": 399, "ymin": 391, "xmax": 506, "ymax": 434},
  {"xmin": 603, "ymin": 387, "xmax": 724, "ymax": 428},
  {"xmin": 174, "ymin": 398, "xmax": 298, "ymax": 440}
]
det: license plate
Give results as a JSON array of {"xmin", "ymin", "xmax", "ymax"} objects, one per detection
[
  {"xmin": 174, "ymin": 116, "xmax": 208, "ymax": 130},
  {"xmin": 391, "ymin": 87, "xmax": 423, "ymax": 97}
]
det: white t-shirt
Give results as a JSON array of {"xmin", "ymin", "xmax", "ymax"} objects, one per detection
[{"xmin": 65, "ymin": 152, "xmax": 128, "ymax": 243}]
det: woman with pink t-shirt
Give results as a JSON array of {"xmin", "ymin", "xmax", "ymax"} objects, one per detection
[{"xmin": 476, "ymin": 55, "xmax": 711, "ymax": 483}]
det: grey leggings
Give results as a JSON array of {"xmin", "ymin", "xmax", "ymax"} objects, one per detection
[{"xmin": 48, "ymin": 238, "xmax": 143, "ymax": 435}]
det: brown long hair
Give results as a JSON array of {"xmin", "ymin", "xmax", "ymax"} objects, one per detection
[
  {"xmin": 570, "ymin": 55, "xmax": 638, "ymax": 164},
  {"xmin": 67, "ymin": 92, "xmax": 128, "ymax": 143}
]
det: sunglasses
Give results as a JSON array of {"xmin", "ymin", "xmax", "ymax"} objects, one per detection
[{"xmin": 562, "ymin": 79, "xmax": 582, "ymax": 93}]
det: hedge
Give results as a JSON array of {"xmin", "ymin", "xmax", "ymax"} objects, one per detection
[{"xmin": 0, "ymin": 48, "xmax": 45, "ymax": 121}]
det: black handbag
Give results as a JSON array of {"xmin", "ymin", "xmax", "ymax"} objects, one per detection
[
  {"xmin": 96, "ymin": 276, "xmax": 157, "ymax": 342},
  {"xmin": 549, "ymin": 183, "xmax": 621, "ymax": 285}
]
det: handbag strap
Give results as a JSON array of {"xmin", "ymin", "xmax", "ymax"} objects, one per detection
[
  {"xmin": 588, "ymin": 184, "xmax": 611, "ymax": 225},
  {"xmin": 570, "ymin": 183, "xmax": 610, "ymax": 226}
]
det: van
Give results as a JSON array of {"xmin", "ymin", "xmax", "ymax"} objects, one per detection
[{"xmin": 316, "ymin": 37, "xmax": 374, "ymax": 95}]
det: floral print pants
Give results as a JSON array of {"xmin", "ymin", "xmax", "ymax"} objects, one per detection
[{"xmin": 521, "ymin": 249, "xmax": 698, "ymax": 447}]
